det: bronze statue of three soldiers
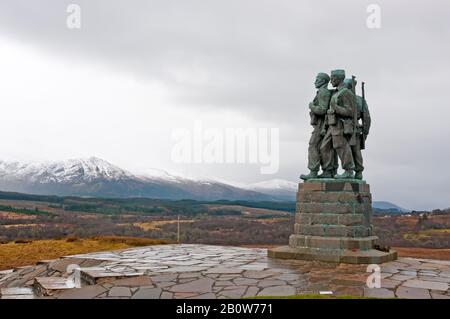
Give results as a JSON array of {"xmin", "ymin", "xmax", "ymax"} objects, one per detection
[{"xmin": 300, "ymin": 69, "xmax": 371, "ymax": 181}]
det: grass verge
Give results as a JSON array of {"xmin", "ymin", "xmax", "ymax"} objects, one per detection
[{"xmin": 0, "ymin": 236, "xmax": 171, "ymax": 270}]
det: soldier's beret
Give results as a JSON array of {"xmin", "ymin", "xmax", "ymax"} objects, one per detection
[{"xmin": 331, "ymin": 69, "xmax": 346, "ymax": 77}]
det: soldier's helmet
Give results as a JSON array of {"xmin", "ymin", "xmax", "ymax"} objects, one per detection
[{"xmin": 316, "ymin": 72, "xmax": 330, "ymax": 82}]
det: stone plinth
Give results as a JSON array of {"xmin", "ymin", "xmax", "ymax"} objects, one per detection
[{"xmin": 268, "ymin": 179, "xmax": 397, "ymax": 264}]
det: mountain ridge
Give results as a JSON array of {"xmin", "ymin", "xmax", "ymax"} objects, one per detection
[
  {"xmin": 0, "ymin": 157, "xmax": 275, "ymax": 201},
  {"xmin": 0, "ymin": 157, "xmax": 411, "ymax": 210}
]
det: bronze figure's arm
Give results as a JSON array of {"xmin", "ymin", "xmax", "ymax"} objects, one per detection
[
  {"xmin": 309, "ymin": 89, "xmax": 330, "ymax": 115},
  {"xmin": 333, "ymin": 90, "xmax": 355, "ymax": 118}
]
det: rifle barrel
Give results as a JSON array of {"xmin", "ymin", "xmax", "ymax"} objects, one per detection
[{"xmin": 351, "ymin": 75, "xmax": 356, "ymax": 95}]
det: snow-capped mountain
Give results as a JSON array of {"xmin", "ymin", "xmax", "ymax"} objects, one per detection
[
  {"xmin": 246, "ymin": 179, "xmax": 298, "ymax": 191},
  {"xmin": 137, "ymin": 167, "xmax": 189, "ymax": 184},
  {"xmin": 0, "ymin": 157, "xmax": 133, "ymax": 184},
  {"xmin": 242, "ymin": 179, "xmax": 298, "ymax": 201},
  {"xmin": 0, "ymin": 157, "xmax": 411, "ymax": 208},
  {"xmin": 0, "ymin": 157, "xmax": 277, "ymax": 201}
]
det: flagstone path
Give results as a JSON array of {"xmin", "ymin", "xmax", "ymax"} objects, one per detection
[{"xmin": 0, "ymin": 244, "xmax": 449, "ymax": 299}]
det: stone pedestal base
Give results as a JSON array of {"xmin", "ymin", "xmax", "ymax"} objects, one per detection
[
  {"xmin": 268, "ymin": 179, "xmax": 397, "ymax": 264},
  {"xmin": 268, "ymin": 245, "xmax": 397, "ymax": 264}
]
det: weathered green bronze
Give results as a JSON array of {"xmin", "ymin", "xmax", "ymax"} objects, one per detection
[
  {"xmin": 343, "ymin": 78, "xmax": 372, "ymax": 180},
  {"xmin": 300, "ymin": 70, "xmax": 371, "ymax": 180},
  {"xmin": 299, "ymin": 73, "xmax": 331, "ymax": 181}
]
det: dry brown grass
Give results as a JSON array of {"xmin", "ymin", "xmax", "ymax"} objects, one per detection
[
  {"xmin": 205, "ymin": 205, "xmax": 290, "ymax": 217},
  {"xmin": 255, "ymin": 218, "xmax": 291, "ymax": 224},
  {"xmin": 0, "ymin": 236, "xmax": 171, "ymax": 270},
  {"xmin": 133, "ymin": 220, "xmax": 194, "ymax": 231},
  {"xmin": 0, "ymin": 212, "xmax": 36, "ymax": 220},
  {"xmin": 89, "ymin": 236, "xmax": 171, "ymax": 246}
]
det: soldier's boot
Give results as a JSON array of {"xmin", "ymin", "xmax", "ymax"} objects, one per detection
[
  {"xmin": 300, "ymin": 170, "xmax": 318, "ymax": 181},
  {"xmin": 318, "ymin": 170, "xmax": 334, "ymax": 179},
  {"xmin": 355, "ymin": 171, "xmax": 363, "ymax": 180},
  {"xmin": 331, "ymin": 168, "xmax": 338, "ymax": 177},
  {"xmin": 334, "ymin": 170, "xmax": 354, "ymax": 179}
]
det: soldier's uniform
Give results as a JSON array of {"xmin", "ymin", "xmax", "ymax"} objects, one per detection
[
  {"xmin": 320, "ymin": 83, "xmax": 356, "ymax": 174},
  {"xmin": 307, "ymin": 87, "xmax": 331, "ymax": 172}
]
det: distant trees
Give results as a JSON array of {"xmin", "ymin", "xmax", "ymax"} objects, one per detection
[
  {"xmin": 0, "ymin": 195, "xmax": 448, "ymax": 248},
  {"xmin": 160, "ymin": 217, "xmax": 293, "ymax": 245}
]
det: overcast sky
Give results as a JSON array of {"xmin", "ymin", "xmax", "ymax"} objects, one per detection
[{"xmin": 0, "ymin": 0, "xmax": 449, "ymax": 210}]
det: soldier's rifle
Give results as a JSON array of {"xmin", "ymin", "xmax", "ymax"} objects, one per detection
[
  {"xmin": 351, "ymin": 75, "xmax": 357, "ymax": 146},
  {"xmin": 361, "ymin": 82, "xmax": 366, "ymax": 150}
]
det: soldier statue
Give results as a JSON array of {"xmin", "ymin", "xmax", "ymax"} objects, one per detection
[
  {"xmin": 343, "ymin": 78, "xmax": 371, "ymax": 180},
  {"xmin": 319, "ymin": 69, "xmax": 356, "ymax": 179},
  {"xmin": 300, "ymin": 73, "xmax": 331, "ymax": 180}
]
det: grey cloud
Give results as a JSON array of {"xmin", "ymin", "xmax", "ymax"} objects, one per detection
[{"xmin": 0, "ymin": 0, "xmax": 449, "ymax": 209}]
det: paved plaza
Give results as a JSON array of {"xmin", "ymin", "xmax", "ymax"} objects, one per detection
[{"xmin": 0, "ymin": 244, "xmax": 449, "ymax": 299}]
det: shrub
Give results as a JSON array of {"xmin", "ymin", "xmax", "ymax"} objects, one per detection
[
  {"xmin": 65, "ymin": 236, "xmax": 79, "ymax": 242},
  {"xmin": 14, "ymin": 238, "xmax": 32, "ymax": 244}
]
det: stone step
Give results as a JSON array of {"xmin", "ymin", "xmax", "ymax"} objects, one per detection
[
  {"xmin": 31, "ymin": 267, "xmax": 145, "ymax": 296},
  {"xmin": 268, "ymin": 245, "xmax": 397, "ymax": 264},
  {"xmin": 80, "ymin": 268, "xmax": 144, "ymax": 285},
  {"xmin": 341, "ymin": 249, "xmax": 398, "ymax": 264},
  {"xmin": 0, "ymin": 287, "xmax": 35, "ymax": 299},
  {"xmin": 33, "ymin": 277, "xmax": 76, "ymax": 297},
  {"xmin": 0, "ymin": 269, "xmax": 15, "ymax": 276},
  {"xmin": 0, "ymin": 269, "xmax": 15, "ymax": 283}
]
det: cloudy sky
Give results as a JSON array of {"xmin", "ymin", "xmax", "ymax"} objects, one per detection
[{"xmin": 0, "ymin": 0, "xmax": 449, "ymax": 209}]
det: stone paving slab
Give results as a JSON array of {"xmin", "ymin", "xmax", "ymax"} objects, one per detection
[
  {"xmin": 402, "ymin": 279, "xmax": 448, "ymax": 291},
  {"xmin": 0, "ymin": 244, "xmax": 449, "ymax": 299},
  {"xmin": 80, "ymin": 268, "xmax": 144, "ymax": 285},
  {"xmin": 0, "ymin": 287, "xmax": 35, "ymax": 299},
  {"xmin": 34, "ymin": 277, "xmax": 76, "ymax": 296}
]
